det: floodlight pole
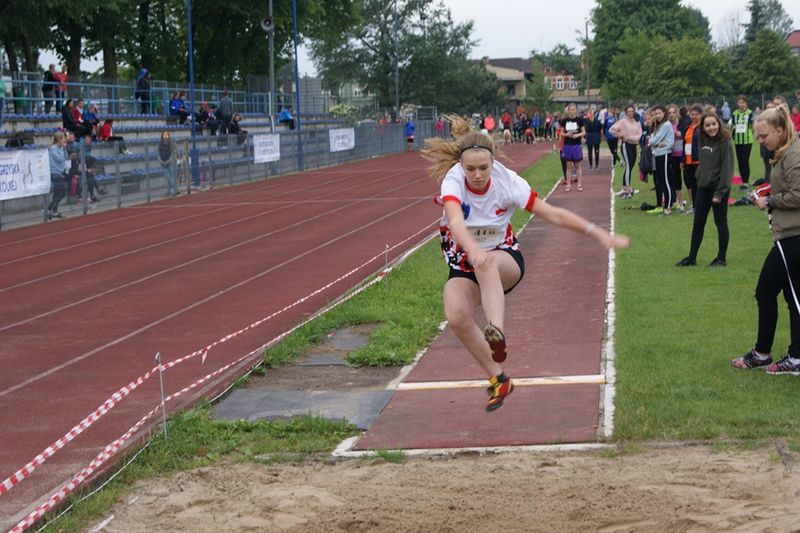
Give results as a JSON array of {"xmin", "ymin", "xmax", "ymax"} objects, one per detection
[
  {"xmin": 585, "ymin": 19, "xmax": 591, "ymax": 110},
  {"xmin": 291, "ymin": 0, "xmax": 303, "ymax": 171},
  {"xmin": 393, "ymin": 0, "xmax": 400, "ymax": 121},
  {"xmin": 269, "ymin": 0, "xmax": 275, "ymax": 132},
  {"xmin": 186, "ymin": 0, "xmax": 199, "ymax": 187}
]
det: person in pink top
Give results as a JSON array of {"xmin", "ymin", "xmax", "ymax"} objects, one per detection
[
  {"xmin": 791, "ymin": 105, "xmax": 800, "ymax": 134},
  {"xmin": 609, "ymin": 104, "xmax": 643, "ymax": 199},
  {"xmin": 53, "ymin": 65, "xmax": 67, "ymax": 112}
]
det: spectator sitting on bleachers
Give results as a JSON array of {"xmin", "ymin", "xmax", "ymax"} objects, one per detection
[
  {"xmin": 169, "ymin": 92, "xmax": 189, "ymax": 125},
  {"xmin": 100, "ymin": 118, "xmax": 132, "ymax": 155},
  {"xmin": 229, "ymin": 113, "xmax": 247, "ymax": 145},
  {"xmin": 278, "ymin": 106, "xmax": 295, "ymax": 129},
  {"xmin": 83, "ymin": 103, "xmax": 101, "ymax": 139},
  {"xmin": 63, "ymin": 98, "xmax": 92, "ymax": 138},
  {"xmin": 75, "ymin": 133, "xmax": 106, "ymax": 201},
  {"xmin": 207, "ymin": 104, "xmax": 220, "ymax": 135},
  {"xmin": 195, "ymin": 103, "xmax": 209, "ymax": 132}
]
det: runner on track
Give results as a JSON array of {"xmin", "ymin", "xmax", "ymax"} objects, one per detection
[{"xmin": 422, "ymin": 115, "xmax": 630, "ymax": 412}]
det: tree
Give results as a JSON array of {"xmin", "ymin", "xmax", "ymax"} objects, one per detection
[
  {"xmin": 603, "ymin": 31, "xmax": 732, "ymax": 102},
  {"xmin": 590, "ymin": 0, "xmax": 711, "ymax": 85},
  {"xmin": 524, "ymin": 58, "xmax": 553, "ymax": 112},
  {"xmin": 743, "ymin": 0, "xmax": 794, "ymax": 44},
  {"xmin": 739, "ymin": 29, "xmax": 800, "ymax": 94},
  {"xmin": 310, "ymin": 0, "xmax": 499, "ymax": 114}
]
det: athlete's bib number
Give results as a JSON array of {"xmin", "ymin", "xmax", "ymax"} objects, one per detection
[
  {"xmin": 735, "ymin": 123, "xmax": 747, "ymax": 134},
  {"xmin": 470, "ymin": 226, "xmax": 504, "ymax": 248},
  {"xmin": 685, "ymin": 143, "xmax": 692, "ymax": 157},
  {"xmin": 565, "ymin": 121, "xmax": 578, "ymax": 132}
]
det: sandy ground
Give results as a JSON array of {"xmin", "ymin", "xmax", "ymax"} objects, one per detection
[{"xmin": 98, "ymin": 444, "xmax": 800, "ymax": 533}]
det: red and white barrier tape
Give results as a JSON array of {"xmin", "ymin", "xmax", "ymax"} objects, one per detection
[
  {"xmin": 10, "ymin": 224, "xmax": 437, "ymax": 533},
  {"xmin": 4, "ymin": 222, "xmax": 437, "ymax": 528}
]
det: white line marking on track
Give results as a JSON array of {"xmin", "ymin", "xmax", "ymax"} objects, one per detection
[{"xmin": 396, "ymin": 374, "xmax": 605, "ymax": 390}]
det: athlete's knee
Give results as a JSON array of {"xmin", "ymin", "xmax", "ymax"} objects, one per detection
[{"xmin": 444, "ymin": 301, "xmax": 472, "ymax": 330}]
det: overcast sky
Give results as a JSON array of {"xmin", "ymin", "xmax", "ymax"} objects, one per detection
[{"xmin": 40, "ymin": 0, "xmax": 800, "ymax": 76}]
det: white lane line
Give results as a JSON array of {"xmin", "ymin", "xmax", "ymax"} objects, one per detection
[
  {"xmin": 600, "ymin": 163, "xmax": 619, "ymax": 439},
  {"xmin": 396, "ymin": 374, "xmax": 605, "ymax": 391}
]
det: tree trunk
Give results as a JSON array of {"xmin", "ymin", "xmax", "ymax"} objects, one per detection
[
  {"xmin": 103, "ymin": 46, "xmax": 118, "ymax": 83},
  {"xmin": 67, "ymin": 29, "xmax": 81, "ymax": 97},
  {"xmin": 137, "ymin": 1, "xmax": 152, "ymax": 70},
  {"xmin": 3, "ymin": 38, "xmax": 19, "ymax": 72},
  {"xmin": 21, "ymin": 34, "xmax": 38, "ymax": 73}
]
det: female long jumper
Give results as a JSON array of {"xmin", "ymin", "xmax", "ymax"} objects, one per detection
[{"xmin": 422, "ymin": 116, "xmax": 630, "ymax": 412}]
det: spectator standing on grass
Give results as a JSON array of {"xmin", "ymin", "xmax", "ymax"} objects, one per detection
[
  {"xmin": 53, "ymin": 65, "xmax": 67, "ymax": 112},
  {"xmin": 667, "ymin": 105, "xmax": 687, "ymax": 213},
  {"xmin": 421, "ymin": 114, "xmax": 629, "ymax": 412},
  {"xmin": 218, "ymin": 91, "xmax": 234, "ymax": 134},
  {"xmin": 731, "ymin": 105, "xmax": 800, "ymax": 374},
  {"xmin": 42, "ymin": 64, "xmax": 56, "ymax": 114},
  {"xmin": 100, "ymin": 118, "xmax": 131, "ymax": 155},
  {"xmin": 732, "ymin": 96, "xmax": 755, "ymax": 192},
  {"xmin": 47, "ymin": 131, "xmax": 73, "ymax": 219},
  {"xmin": 649, "ymin": 105, "xmax": 675, "ymax": 214},
  {"xmin": 761, "ymin": 102, "xmax": 778, "ymax": 181},
  {"xmin": 603, "ymin": 106, "xmax": 619, "ymax": 165},
  {"xmin": 135, "ymin": 68, "xmax": 151, "ymax": 114},
  {"xmin": 720, "ymin": 100, "xmax": 732, "ymax": 127},
  {"xmin": 158, "ymin": 130, "xmax": 178, "ymax": 196},
  {"xmin": 676, "ymin": 111, "xmax": 733, "ymax": 268},
  {"xmin": 682, "ymin": 105, "xmax": 703, "ymax": 207},
  {"xmin": 609, "ymin": 104, "xmax": 642, "ymax": 199}
]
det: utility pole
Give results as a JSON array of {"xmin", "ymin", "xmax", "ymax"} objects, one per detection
[
  {"xmin": 585, "ymin": 19, "xmax": 591, "ymax": 110},
  {"xmin": 393, "ymin": 0, "xmax": 400, "ymax": 121},
  {"xmin": 269, "ymin": 0, "xmax": 275, "ymax": 132}
]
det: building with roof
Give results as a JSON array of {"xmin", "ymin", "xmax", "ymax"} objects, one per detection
[
  {"xmin": 786, "ymin": 30, "xmax": 800, "ymax": 55},
  {"xmin": 481, "ymin": 57, "xmax": 602, "ymax": 110}
]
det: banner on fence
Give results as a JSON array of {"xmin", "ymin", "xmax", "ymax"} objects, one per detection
[
  {"xmin": 253, "ymin": 134, "xmax": 281, "ymax": 163},
  {"xmin": 329, "ymin": 128, "xmax": 356, "ymax": 152},
  {"xmin": 0, "ymin": 148, "xmax": 51, "ymax": 201}
]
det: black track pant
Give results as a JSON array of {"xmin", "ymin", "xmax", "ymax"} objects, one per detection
[
  {"xmin": 654, "ymin": 154, "xmax": 673, "ymax": 208},
  {"xmin": 755, "ymin": 236, "xmax": 800, "ymax": 357},
  {"xmin": 688, "ymin": 186, "xmax": 729, "ymax": 262},
  {"xmin": 587, "ymin": 140, "xmax": 600, "ymax": 167},
  {"xmin": 48, "ymin": 174, "xmax": 66, "ymax": 212},
  {"xmin": 735, "ymin": 143, "xmax": 752, "ymax": 184},
  {"xmin": 621, "ymin": 142, "xmax": 637, "ymax": 188},
  {"xmin": 607, "ymin": 138, "xmax": 619, "ymax": 164},
  {"xmin": 684, "ymin": 164, "xmax": 698, "ymax": 204}
]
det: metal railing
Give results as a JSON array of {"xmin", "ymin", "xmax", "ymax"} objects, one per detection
[
  {"xmin": 0, "ymin": 121, "xmax": 438, "ymax": 230},
  {"xmin": 0, "ymin": 72, "xmax": 379, "ymax": 120}
]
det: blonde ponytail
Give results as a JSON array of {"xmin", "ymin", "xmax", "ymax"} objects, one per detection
[
  {"xmin": 421, "ymin": 114, "xmax": 502, "ymax": 182},
  {"xmin": 756, "ymin": 105, "xmax": 797, "ymax": 163}
]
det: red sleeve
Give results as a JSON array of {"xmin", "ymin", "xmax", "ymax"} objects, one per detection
[
  {"xmin": 525, "ymin": 191, "xmax": 537, "ymax": 212},
  {"xmin": 442, "ymin": 195, "xmax": 461, "ymax": 205}
]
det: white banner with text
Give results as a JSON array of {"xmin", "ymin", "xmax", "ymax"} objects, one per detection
[
  {"xmin": 329, "ymin": 128, "xmax": 356, "ymax": 152},
  {"xmin": 0, "ymin": 148, "xmax": 51, "ymax": 201},
  {"xmin": 253, "ymin": 134, "xmax": 281, "ymax": 163}
]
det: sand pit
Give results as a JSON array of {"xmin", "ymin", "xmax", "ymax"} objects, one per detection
[{"xmin": 99, "ymin": 444, "xmax": 800, "ymax": 532}]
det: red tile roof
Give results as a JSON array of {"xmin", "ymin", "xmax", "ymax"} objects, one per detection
[{"xmin": 786, "ymin": 30, "xmax": 800, "ymax": 48}]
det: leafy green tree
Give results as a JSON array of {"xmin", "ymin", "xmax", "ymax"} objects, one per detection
[
  {"xmin": 743, "ymin": 0, "xmax": 794, "ymax": 44},
  {"xmin": 310, "ymin": 0, "xmax": 500, "ymax": 114},
  {"xmin": 603, "ymin": 31, "xmax": 732, "ymax": 102},
  {"xmin": 590, "ymin": 0, "xmax": 710, "ymax": 85},
  {"xmin": 0, "ymin": 0, "xmax": 56, "ymax": 72},
  {"xmin": 739, "ymin": 29, "xmax": 800, "ymax": 93},
  {"xmin": 524, "ymin": 59, "xmax": 553, "ymax": 112}
]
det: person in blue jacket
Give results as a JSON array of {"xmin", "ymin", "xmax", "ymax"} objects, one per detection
[
  {"xmin": 603, "ymin": 107, "xmax": 619, "ymax": 165},
  {"xmin": 404, "ymin": 116, "xmax": 416, "ymax": 152},
  {"xmin": 278, "ymin": 106, "xmax": 295, "ymax": 129}
]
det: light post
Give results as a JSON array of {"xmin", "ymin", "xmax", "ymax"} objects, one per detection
[
  {"xmin": 393, "ymin": 0, "xmax": 400, "ymax": 121},
  {"xmin": 291, "ymin": 0, "xmax": 303, "ymax": 170},
  {"xmin": 186, "ymin": 0, "xmax": 199, "ymax": 187},
  {"xmin": 585, "ymin": 19, "xmax": 591, "ymax": 110},
  {"xmin": 261, "ymin": 1, "xmax": 276, "ymax": 132}
]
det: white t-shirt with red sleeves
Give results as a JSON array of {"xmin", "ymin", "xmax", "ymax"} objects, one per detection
[{"xmin": 438, "ymin": 160, "xmax": 537, "ymax": 271}]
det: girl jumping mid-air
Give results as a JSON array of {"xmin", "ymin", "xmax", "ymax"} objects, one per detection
[{"xmin": 422, "ymin": 116, "xmax": 630, "ymax": 412}]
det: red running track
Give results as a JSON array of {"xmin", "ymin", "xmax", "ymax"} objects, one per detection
[{"xmin": 0, "ymin": 144, "xmax": 550, "ymax": 528}]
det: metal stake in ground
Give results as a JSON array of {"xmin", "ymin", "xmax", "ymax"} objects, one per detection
[{"xmin": 155, "ymin": 352, "xmax": 168, "ymax": 443}]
